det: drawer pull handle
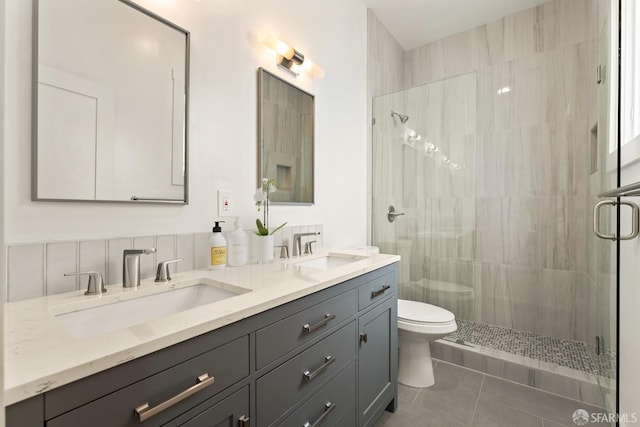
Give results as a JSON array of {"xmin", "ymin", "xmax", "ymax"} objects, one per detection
[
  {"xmin": 303, "ymin": 313, "xmax": 336, "ymax": 334},
  {"xmin": 239, "ymin": 415, "xmax": 250, "ymax": 427},
  {"xmin": 360, "ymin": 333, "xmax": 368, "ymax": 344},
  {"xmin": 134, "ymin": 373, "xmax": 215, "ymax": 422},
  {"xmin": 371, "ymin": 284, "xmax": 391, "ymax": 298},
  {"xmin": 303, "ymin": 355, "xmax": 335, "ymax": 381},
  {"xmin": 303, "ymin": 401, "xmax": 336, "ymax": 427}
]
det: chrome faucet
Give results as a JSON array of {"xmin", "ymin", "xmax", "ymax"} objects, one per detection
[
  {"xmin": 123, "ymin": 248, "xmax": 156, "ymax": 288},
  {"xmin": 292, "ymin": 232, "xmax": 320, "ymax": 256}
]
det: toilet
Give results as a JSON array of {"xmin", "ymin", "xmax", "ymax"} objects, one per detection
[{"xmin": 397, "ymin": 299, "xmax": 457, "ymax": 388}]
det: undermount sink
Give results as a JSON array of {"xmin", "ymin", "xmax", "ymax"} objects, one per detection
[
  {"xmin": 293, "ymin": 254, "xmax": 367, "ymax": 270},
  {"xmin": 54, "ymin": 280, "xmax": 250, "ymax": 339}
]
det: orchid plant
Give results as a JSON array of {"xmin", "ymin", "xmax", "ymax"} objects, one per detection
[{"xmin": 254, "ymin": 178, "xmax": 287, "ymax": 236}]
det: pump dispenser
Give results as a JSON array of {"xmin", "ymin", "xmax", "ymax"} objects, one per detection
[
  {"xmin": 227, "ymin": 218, "xmax": 249, "ymax": 266},
  {"xmin": 209, "ymin": 221, "xmax": 227, "ymax": 270}
]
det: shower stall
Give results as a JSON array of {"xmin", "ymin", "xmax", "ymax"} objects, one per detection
[{"xmin": 371, "ymin": 0, "xmax": 618, "ymax": 412}]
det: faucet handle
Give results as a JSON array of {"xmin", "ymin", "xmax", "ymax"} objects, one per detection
[
  {"xmin": 65, "ymin": 271, "xmax": 106, "ymax": 295},
  {"xmin": 304, "ymin": 241, "xmax": 317, "ymax": 255},
  {"xmin": 274, "ymin": 245, "xmax": 289, "ymax": 259},
  {"xmin": 155, "ymin": 258, "xmax": 183, "ymax": 282}
]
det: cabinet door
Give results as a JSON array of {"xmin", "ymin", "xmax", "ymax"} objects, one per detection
[
  {"xmin": 176, "ymin": 386, "xmax": 249, "ymax": 427},
  {"xmin": 358, "ymin": 299, "xmax": 393, "ymax": 427}
]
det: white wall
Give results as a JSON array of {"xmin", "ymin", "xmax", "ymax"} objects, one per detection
[{"xmin": 3, "ymin": 0, "xmax": 368, "ymax": 249}]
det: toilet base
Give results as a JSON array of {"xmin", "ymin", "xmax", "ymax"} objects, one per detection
[{"xmin": 397, "ymin": 333, "xmax": 435, "ymax": 388}]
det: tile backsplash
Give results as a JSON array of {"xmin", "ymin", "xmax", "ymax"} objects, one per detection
[{"xmin": 5, "ymin": 224, "xmax": 323, "ymax": 302}]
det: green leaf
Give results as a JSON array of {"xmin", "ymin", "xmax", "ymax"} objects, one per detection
[
  {"xmin": 256, "ymin": 218, "xmax": 269, "ymax": 236},
  {"xmin": 269, "ymin": 222, "xmax": 287, "ymax": 236}
]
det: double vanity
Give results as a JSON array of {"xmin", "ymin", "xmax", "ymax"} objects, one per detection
[{"xmin": 5, "ymin": 250, "xmax": 400, "ymax": 426}]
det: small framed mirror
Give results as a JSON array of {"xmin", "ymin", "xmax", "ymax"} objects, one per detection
[
  {"xmin": 33, "ymin": 0, "xmax": 189, "ymax": 204},
  {"xmin": 257, "ymin": 68, "xmax": 314, "ymax": 204}
]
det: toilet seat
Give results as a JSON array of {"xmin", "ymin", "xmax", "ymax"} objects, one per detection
[
  {"xmin": 398, "ymin": 299, "xmax": 455, "ymax": 323},
  {"xmin": 397, "ymin": 299, "xmax": 457, "ymax": 335}
]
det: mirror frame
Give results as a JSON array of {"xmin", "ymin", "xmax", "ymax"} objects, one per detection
[
  {"xmin": 32, "ymin": 0, "xmax": 190, "ymax": 205},
  {"xmin": 257, "ymin": 67, "xmax": 315, "ymax": 205}
]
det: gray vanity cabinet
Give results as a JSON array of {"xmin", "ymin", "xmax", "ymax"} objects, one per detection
[{"xmin": 6, "ymin": 263, "xmax": 398, "ymax": 427}]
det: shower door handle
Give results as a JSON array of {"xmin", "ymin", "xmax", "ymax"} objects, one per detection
[
  {"xmin": 387, "ymin": 206, "xmax": 405, "ymax": 223},
  {"xmin": 593, "ymin": 199, "xmax": 640, "ymax": 240}
]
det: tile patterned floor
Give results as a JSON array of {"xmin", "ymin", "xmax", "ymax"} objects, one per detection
[
  {"xmin": 375, "ymin": 361, "xmax": 613, "ymax": 427},
  {"xmin": 445, "ymin": 319, "xmax": 616, "ymax": 378}
]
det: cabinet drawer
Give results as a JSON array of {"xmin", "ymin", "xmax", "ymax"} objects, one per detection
[
  {"xmin": 256, "ymin": 322, "xmax": 356, "ymax": 426},
  {"xmin": 173, "ymin": 386, "xmax": 249, "ymax": 427},
  {"xmin": 47, "ymin": 336, "xmax": 249, "ymax": 427},
  {"xmin": 358, "ymin": 271, "xmax": 395, "ymax": 310},
  {"xmin": 256, "ymin": 289, "xmax": 356, "ymax": 369},
  {"xmin": 279, "ymin": 362, "xmax": 356, "ymax": 427}
]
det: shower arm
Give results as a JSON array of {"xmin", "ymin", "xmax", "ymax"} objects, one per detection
[{"xmin": 390, "ymin": 110, "xmax": 409, "ymax": 124}]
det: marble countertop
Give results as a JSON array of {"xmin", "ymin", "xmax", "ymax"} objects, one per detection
[{"xmin": 4, "ymin": 249, "xmax": 400, "ymax": 406}]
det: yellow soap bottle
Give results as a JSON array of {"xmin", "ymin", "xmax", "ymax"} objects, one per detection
[{"xmin": 209, "ymin": 221, "xmax": 227, "ymax": 270}]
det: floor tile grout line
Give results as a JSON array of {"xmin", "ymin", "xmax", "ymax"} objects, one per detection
[
  {"xmin": 479, "ymin": 393, "xmax": 555, "ymax": 426},
  {"xmin": 410, "ymin": 386, "xmax": 422, "ymax": 406},
  {"xmin": 469, "ymin": 373, "xmax": 486, "ymax": 425}
]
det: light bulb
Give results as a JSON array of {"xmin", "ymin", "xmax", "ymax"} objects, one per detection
[{"xmin": 258, "ymin": 31, "xmax": 294, "ymax": 60}]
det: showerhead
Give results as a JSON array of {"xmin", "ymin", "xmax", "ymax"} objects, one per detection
[{"xmin": 391, "ymin": 110, "xmax": 409, "ymax": 124}]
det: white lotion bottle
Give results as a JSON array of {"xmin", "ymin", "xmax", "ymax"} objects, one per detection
[
  {"xmin": 227, "ymin": 218, "xmax": 249, "ymax": 266},
  {"xmin": 209, "ymin": 221, "xmax": 227, "ymax": 270}
]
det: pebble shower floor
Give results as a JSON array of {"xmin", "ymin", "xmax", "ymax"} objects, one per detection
[{"xmin": 445, "ymin": 319, "xmax": 616, "ymax": 379}]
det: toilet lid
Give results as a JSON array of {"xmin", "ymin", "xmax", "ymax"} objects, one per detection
[{"xmin": 397, "ymin": 299, "xmax": 455, "ymax": 324}]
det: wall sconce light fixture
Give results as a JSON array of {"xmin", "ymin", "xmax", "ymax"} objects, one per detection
[{"xmin": 258, "ymin": 31, "xmax": 325, "ymax": 79}]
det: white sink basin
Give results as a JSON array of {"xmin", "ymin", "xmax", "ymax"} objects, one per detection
[
  {"xmin": 55, "ymin": 281, "xmax": 249, "ymax": 339},
  {"xmin": 294, "ymin": 254, "xmax": 367, "ymax": 270}
]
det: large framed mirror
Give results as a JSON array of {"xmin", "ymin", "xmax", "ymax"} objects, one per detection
[
  {"xmin": 33, "ymin": 0, "xmax": 189, "ymax": 204},
  {"xmin": 257, "ymin": 68, "xmax": 314, "ymax": 204}
]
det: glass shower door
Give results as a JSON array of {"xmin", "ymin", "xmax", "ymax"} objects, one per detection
[
  {"xmin": 589, "ymin": 0, "xmax": 619, "ymax": 415},
  {"xmin": 371, "ymin": 73, "xmax": 477, "ymax": 330}
]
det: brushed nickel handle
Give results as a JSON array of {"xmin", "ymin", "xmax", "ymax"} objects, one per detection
[
  {"xmin": 371, "ymin": 284, "xmax": 391, "ymax": 298},
  {"xmin": 303, "ymin": 402, "xmax": 336, "ymax": 427},
  {"xmin": 593, "ymin": 199, "xmax": 640, "ymax": 240},
  {"xmin": 64, "ymin": 271, "xmax": 106, "ymax": 295},
  {"xmin": 303, "ymin": 355, "xmax": 335, "ymax": 381},
  {"xmin": 239, "ymin": 415, "xmax": 250, "ymax": 427},
  {"xmin": 387, "ymin": 205, "xmax": 405, "ymax": 223},
  {"xmin": 593, "ymin": 200, "xmax": 616, "ymax": 240},
  {"xmin": 303, "ymin": 313, "xmax": 336, "ymax": 334},
  {"xmin": 620, "ymin": 200, "xmax": 640, "ymax": 240},
  {"xmin": 134, "ymin": 373, "xmax": 215, "ymax": 422},
  {"xmin": 155, "ymin": 258, "xmax": 183, "ymax": 282}
]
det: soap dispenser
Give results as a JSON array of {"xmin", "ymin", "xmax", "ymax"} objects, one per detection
[
  {"xmin": 227, "ymin": 218, "xmax": 249, "ymax": 266},
  {"xmin": 209, "ymin": 221, "xmax": 227, "ymax": 270}
]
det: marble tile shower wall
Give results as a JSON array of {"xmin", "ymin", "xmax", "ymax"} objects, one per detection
[
  {"xmin": 372, "ymin": 0, "xmax": 603, "ymax": 343},
  {"xmin": 4, "ymin": 224, "xmax": 323, "ymax": 302},
  {"xmin": 367, "ymin": 9, "xmax": 405, "ymax": 99}
]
